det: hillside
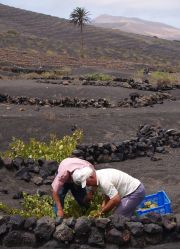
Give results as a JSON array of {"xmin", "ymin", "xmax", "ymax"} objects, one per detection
[
  {"xmin": 0, "ymin": 3, "xmax": 180, "ymax": 71},
  {"xmin": 92, "ymin": 14, "xmax": 180, "ymax": 41}
]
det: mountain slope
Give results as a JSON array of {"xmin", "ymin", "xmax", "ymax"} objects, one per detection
[
  {"xmin": 92, "ymin": 14, "xmax": 180, "ymax": 41},
  {"xmin": 0, "ymin": 4, "xmax": 180, "ymax": 70}
]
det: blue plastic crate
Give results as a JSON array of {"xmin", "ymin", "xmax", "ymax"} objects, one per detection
[{"xmin": 136, "ymin": 190, "xmax": 172, "ymax": 216}]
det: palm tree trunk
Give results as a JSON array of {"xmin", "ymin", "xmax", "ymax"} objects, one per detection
[{"xmin": 80, "ymin": 24, "xmax": 84, "ymax": 58}]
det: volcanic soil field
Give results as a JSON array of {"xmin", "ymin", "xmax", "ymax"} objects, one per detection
[{"xmin": 0, "ymin": 77, "xmax": 180, "ymax": 249}]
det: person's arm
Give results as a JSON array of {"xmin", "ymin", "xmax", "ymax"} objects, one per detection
[
  {"xmin": 101, "ymin": 194, "xmax": 121, "ymax": 214},
  {"xmin": 52, "ymin": 170, "xmax": 69, "ymax": 218},
  {"xmin": 52, "ymin": 189, "xmax": 64, "ymax": 217},
  {"xmin": 101, "ymin": 195, "xmax": 110, "ymax": 208}
]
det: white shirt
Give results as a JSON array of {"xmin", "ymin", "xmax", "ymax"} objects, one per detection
[{"xmin": 96, "ymin": 168, "xmax": 141, "ymax": 199}]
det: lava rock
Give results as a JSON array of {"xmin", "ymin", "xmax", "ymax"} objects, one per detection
[
  {"xmin": 106, "ymin": 228, "xmax": 130, "ymax": 245},
  {"xmin": 15, "ymin": 167, "xmax": 31, "ymax": 182},
  {"xmin": 24, "ymin": 217, "xmax": 37, "ymax": 231},
  {"xmin": 43, "ymin": 160, "xmax": 59, "ymax": 176},
  {"xmin": 74, "ymin": 217, "xmax": 91, "ymax": 236},
  {"xmin": 126, "ymin": 222, "xmax": 144, "ymax": 237},
  {"xmin": 12, "ymin": 191, "xmax": 23, "ymax": 199},
  {"xmin": 53, "ymin": 223, "xmax": 74, "ymax": 242},
  {"xmin": 74, "ymin": 217, "xmax": 91, "ymax": 243},
  {"xmin": 88, "ymin": 227, "xmax": 105, "ymax": 247},
  {"xmin": 109, "ymin": 214, "xmax": 129, "ymax": 230},
  {"xmin": 34, "ymin": 216, "xmax": 55, "ymax": 241},
  {"xmin": 3, "ymin": 158, "xmax": 13, "ymax": 170},
  {"xmin": 95, "ymin": 218, "xmax": 110, "ymax": 229},
  {"xmin": 0, "ymin": 223, "xmax": 8, "ymax": 236},
  {"xmin": 8, "ymin": 214, "xmax": 25, "ymax": 229},
  {"xmin": 12, "ymin": 157, "xmax": 24, "ymax": 170},
  {"xmin": 65, "ymin": 217, "xmax": 76, "ymax": 228},
  {"xmin": 144, "ymin": 223, "xmax": 163, "ymax": 234},
  {"xmin": 32, "ymin": 176, "xmax": 43, "ymax": 185},
  {"xmin": 3, "ymin": 231, "xmax": 36, "ymax": 247}
]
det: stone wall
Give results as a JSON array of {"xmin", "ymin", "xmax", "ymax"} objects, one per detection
[
  {"xmin": 0, "ymin": 125, "xmax": 179, "ymax": 186},
  {"xmin": 0, "ymin": 213, "xmax": 180, "ymax": 248},
  {"xmin": 0, "ymin": 92, "xmax": 175, "ymax": 108},
  {"xmin": 73, "ymin": 125, "xmax": 180, "ymax": 164},
  {"xmin": 37, "ymin": 77, "xmax": 180, "ymax": 92},
  {"xmin": 82, "ymin": 78, "xmax": 180, "ymax": 91}
]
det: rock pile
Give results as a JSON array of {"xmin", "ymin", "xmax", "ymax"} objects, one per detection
[
  {"xmin": 0, "ymin": 158, "xmax": 58, "ymax": 186},
  {"xmin": 0, "ymin": 213, "xmax": 179, "ymax": 248},
  {"xmin": 118, "ymin": 92, "xmax": 175, "ymax": 108},
  {"xmin": 0, "ymin": 92, "xmax": 175, "ymax": 108}
]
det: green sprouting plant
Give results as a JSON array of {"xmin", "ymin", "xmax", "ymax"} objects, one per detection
[
  {"xmin": 133, "ymin": 69, "xmax": 144, "ymax": 82},
  {"xmin": 133, "ymin": 70, "xmax": 179, "ymax": 86},
  {"xmin": 149, "ymin": 71, "xmax": 179, "ymax": 86},
  {"xmin": 0, "ymin": 190, "xmax": 105, "ymax": 219},
  {"xmin": 1, "ymin": 130, "xmax": 83, "ymax": 162},
  {"xmin": 0, "ymin": 193, "xmax": 55, "ymax": 218},
  {"xmin": 64, "ymin": 190, "xmax": 105, "ymax": 218},
  {"xmin": 85, "ymin": 73, "xmax": 113, "ymax": 81}
]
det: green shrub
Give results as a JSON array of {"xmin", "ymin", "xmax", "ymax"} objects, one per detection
[
  {"xmin": 0, "ymin": 193, "xmax": 54, "ymax": 218},
  {"xmin": 1, "ymin": 130, "xmax": 83, "ymax": 162},
  {"xmin": 85, "ymin": 73, "xmax": 112, "ymax": 81},
  {"xmin": 149, "ymin": 71, "xmax": 178, "ymax": 86},
  {"xmin": 7, "ymin": 30, "xmax": 19, "ymax": 36},
  {"xmin": 0, "ymin": 190, "xmax": 105, "ymax": 219},
  {"xmin": 134, "ymin": 70, "xmax": 179, "ymax": 86},
  {"xmin": 64, "ymin": 190, "xmax": 104, "ymax": 218}
]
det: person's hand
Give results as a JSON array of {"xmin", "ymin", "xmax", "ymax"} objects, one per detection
[
  {"xmin": 57, "ymin": 209, "xmax": 64, "ymax": 218},
  {"xmin": 101, "ymin": 201, "xmax": 106, "ymax": 209}
]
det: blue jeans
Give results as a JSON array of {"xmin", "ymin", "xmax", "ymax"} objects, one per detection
[{"xmin": 53, "ymin": 182, "xmax": 88, "ymax": 216}]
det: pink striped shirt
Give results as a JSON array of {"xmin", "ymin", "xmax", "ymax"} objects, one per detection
[{"xmin": 51, "ymin": 157, "xmax": 94, "ymax": 192}]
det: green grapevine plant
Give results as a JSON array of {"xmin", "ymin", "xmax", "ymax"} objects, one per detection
[{"xmin": 1, "ymin": 130, "xmax": 83, "ymax": 162}]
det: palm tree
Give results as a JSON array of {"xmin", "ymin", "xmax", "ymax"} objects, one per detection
[{"xmin": 70, "ymin": 7, "xmax": 90, "ymax": 58}]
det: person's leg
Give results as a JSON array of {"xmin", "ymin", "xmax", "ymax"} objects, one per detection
[
  {"xmin": 114, "ymin": 184, "xmax": 145, "ymax": 217},
  {"xmin": 70, "ymin": 183, "xmax": 89, "ymax": 207}
]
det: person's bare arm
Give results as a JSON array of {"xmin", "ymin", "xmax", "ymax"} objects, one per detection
[
  {"xmin": 102, "ymin": 195, "xmax": 110, "ymax": 208},
  {"xmin": 52, "ymin": 190, "xmax": 64, "ymax": 217},
  {"xmin": 101, "ymin": 194, "xmax": 121, "ymax": 214}
]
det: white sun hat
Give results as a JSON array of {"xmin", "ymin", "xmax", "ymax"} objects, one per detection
[{"xmin": 72, "ymin": 167, "xmax": 93, "ymax": 188}]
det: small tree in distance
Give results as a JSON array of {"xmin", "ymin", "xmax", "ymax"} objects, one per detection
[{"xmin": 70, "ymin": 7, "xmax": 90, "ymax": 58}]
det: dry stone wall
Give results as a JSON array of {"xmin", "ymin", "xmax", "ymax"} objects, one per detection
[
  {"xmin": 0, "ymin": 213, "xmax": 180, "ymax": 248},
  {"xmin": 37, "ymin": 77, "xmax": 180, "ymax": 92},
  {"xmin": 0, "ymin": 92, "xmax": 175, "ymax": 108}
]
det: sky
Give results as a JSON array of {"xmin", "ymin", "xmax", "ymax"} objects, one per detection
[{"xmin": 0, "ymin": 0, "xmax": 180, "ymax": 28}]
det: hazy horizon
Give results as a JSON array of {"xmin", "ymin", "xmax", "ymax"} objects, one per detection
[{"xmin": 0, "ymin": 0, "xmax": 180, "ymax": 29}]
